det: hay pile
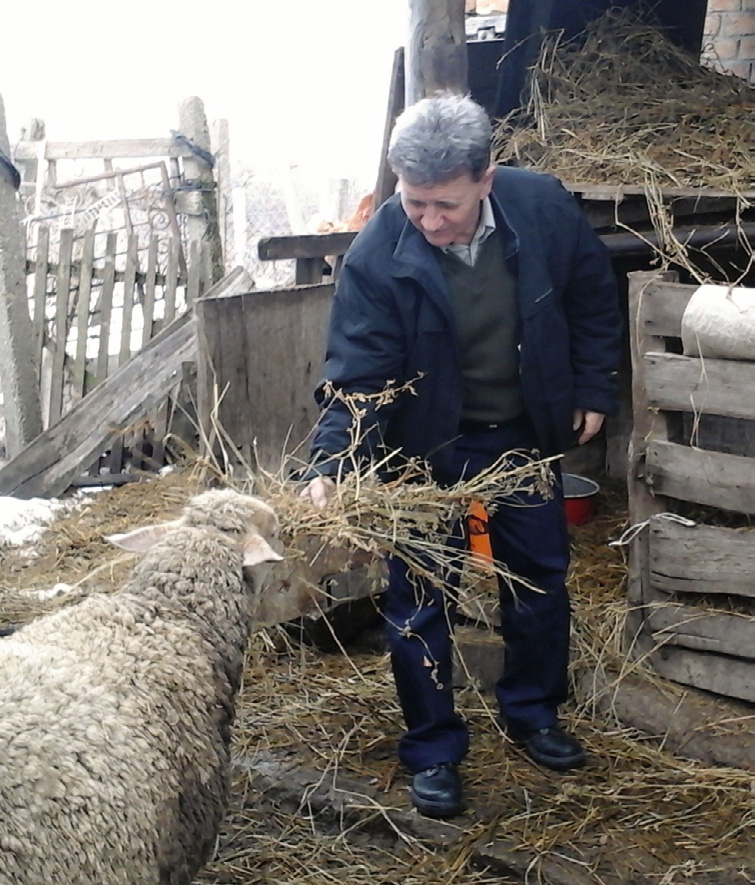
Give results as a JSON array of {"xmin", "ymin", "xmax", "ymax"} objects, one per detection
[
  {"xmin": 493, "ymin": 9, "xmax": 755, "ymax": 194},
  {"xmin": 1, "ymin": 470, "xmax": 752, "ymax": 884},
  {"xmin": 492, "ymin": 9, "xmax": 755, "ymax": 282}
]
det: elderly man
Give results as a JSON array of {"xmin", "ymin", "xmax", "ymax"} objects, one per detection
[{"xmin": 304, "ymin": 93, "xmax": 621, "ymax": 817}]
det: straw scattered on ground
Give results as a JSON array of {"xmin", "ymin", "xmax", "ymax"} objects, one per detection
[{"xmin": 1, "ymin": 465, "xmax": 752, "ymax": 884}]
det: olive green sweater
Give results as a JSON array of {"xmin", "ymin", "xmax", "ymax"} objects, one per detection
[{"xmin": 436, "ymin": 229, "xmax": 524, "ymax": 424}]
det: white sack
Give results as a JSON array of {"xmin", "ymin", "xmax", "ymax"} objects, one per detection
[{"xmin": 681, "ymin": 284, "xmax": 755, "ymax": 361}]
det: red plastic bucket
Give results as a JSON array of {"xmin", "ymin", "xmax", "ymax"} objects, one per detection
[{"xmin": 563, "ymin": 473, "xmax": 600, "ymax": 526}]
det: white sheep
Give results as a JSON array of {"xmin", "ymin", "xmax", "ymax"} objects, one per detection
[{"xmin": 0, "ymin": 488, "xmax": 283, "ymax": 885}]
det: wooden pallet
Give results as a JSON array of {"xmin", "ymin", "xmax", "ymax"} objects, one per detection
[{"xmin": 626, "ymin": 271, "xmax": 755, "ymax": 703}]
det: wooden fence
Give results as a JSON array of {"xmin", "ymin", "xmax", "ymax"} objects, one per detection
[
  {"xmin": 27, "ymin": 224, "xmax": 210, "ymax": 477},
  {"xmin": 627, "ymin": 270, "xmax": 755, "ymax": 704}
]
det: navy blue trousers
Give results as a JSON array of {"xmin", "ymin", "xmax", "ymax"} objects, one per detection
[{"xmin": 384, "ymin": 413, "xmax": 571, "ymax": 773}]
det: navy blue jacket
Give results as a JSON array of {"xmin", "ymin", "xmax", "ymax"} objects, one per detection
[{"xmin": 311, "ymin": 167, "xmax": 621, "ymax": 475}]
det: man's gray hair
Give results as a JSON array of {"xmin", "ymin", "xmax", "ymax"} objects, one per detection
[{"xmin": 387, "ymin": 92, "xmax": 492, "ymax": 186}]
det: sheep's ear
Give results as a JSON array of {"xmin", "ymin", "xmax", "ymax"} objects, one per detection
[
  {"xmin": 243, "ymin": 534, "xmax": 283, "ymax": 567},
  {"xmin": 106, "ymin": 520, "xmax": 182, "ymax": 554}
]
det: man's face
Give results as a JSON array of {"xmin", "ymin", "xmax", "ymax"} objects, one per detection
[{"xmin": 399, "ymin": 167, "xmax": 495, "ymax": 248}]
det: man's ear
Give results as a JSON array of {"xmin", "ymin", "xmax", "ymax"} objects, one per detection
[
  {"xmin": 481, "ymin": 164, "xmax": 496, "ymax": 198},
  {"xmin": 106, "ymin": 520, "xmax": 182, "ymax": 554},
  {"xmin": 243, "ymin": 534, "xmax": 284, "ymax": 567}
]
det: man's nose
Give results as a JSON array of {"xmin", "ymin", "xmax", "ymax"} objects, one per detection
[{"xmin": 421, "ymin": 209, "xmax": 444, "ymax": 232}]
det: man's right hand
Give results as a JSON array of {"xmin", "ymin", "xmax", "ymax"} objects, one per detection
[{"xmin": 301, "ymin": 476, "xmax": 336, "ymax": 509}]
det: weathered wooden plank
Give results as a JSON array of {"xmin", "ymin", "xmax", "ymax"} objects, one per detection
[
  {"xmin": 95, "ymin": 233, "xmax": 117, "ymax": 384},
  {"xmin": 645, "ymin": 352, "xmax": 755, "ymax": 420},
  {"xmin": 186, "ymin": 239, "xmax": 201, "ymax": 306},
  {"xmin": 562, "ymin": 181, "xmax": 755, "ymax": 201},
  {"xmin": 13, "ymin": 138, "xmax": 195, "ymax": 162},
  {"xmin": 163, "ymin": 238, "xmax": 179, "ymax": 323},
  {"xmin": 213, "ymin": 291, "xmax": 247, "ymax": 462},
  {"xmin": 625, "ymin": 271, "xmax": 678, "ymax": 645},
  {"xmin": 192, "ymin": 264, "xmax": 251, "ymax": 440},
  {"xmin": 649, "ymin": 517, "xmax": 755, "ymax": 598},
  {"xmin": 646, "ymin": 599, "xmax": 754, "ymax": 659},
  {"xmin": 31, "ymin": 224, "xmax": 50, "ymax": 377},
  {"xmin": 641, "ymin": 281, "xmax": 693, "ymax": 339},
  {"xmin": 71, "ymin": 227, "xmax": 95, "ymax": 402},
  {"xmin": 140, "ymin": 236, "xmax": 158, "ymax": 349},
  {"xmin": 119, "ymin": 233, "xmax": 138, "ymax": 366},
  {"xmin": 48, "ymin": 228, "xmax": 74, "ymax": 426},
  {"xmin": 649, "ymin": 645, "xmax": 754, "ymax": 703},
  {"xmin": 258, "ymin": 232, "xmax": 357, "ymax": 261},
  {"xmin": 196, "ymin": 282, "xmax": 333, "ymax": 473},
  {"xmin": 645, "ymin": 440, "xmax": 755, "ymax": 514},
  {"xmin": 109, "ymin": 233, "xmax": 139, "ymax": 475}
]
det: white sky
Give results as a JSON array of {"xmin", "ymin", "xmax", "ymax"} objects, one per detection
[{"xmin": 0, "ymin": 0, "xmax": 408, "ymax": 185}]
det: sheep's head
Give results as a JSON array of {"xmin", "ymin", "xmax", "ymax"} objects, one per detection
[{"xmin": 106, "ymin": 489, "xmax": 282, "ymax": 568}]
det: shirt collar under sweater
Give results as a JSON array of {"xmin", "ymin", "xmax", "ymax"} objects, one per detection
[{"xmin": 440, "ymin": 197, "xmax": 497, "ymax": 266}]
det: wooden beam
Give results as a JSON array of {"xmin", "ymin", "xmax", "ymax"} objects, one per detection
[
  {"xmin": 12, "ymin": 138, "xmax": 195, "ymax": 161},
  {"xmin": 258, "ymin": 232, "xmax": 357, "ymax": 261},
  {"xmin": 406, "ymin": 0, "xmax": 468, "ymax": 105},
  {"xmin": 645, "ymin": 352, "xmax": 755, "ymax": 420},
  {"xmin": 646, "ymin": 440, "xmax": 755, "ymax": 514},
  {"xmin": 562, "ymin": 181, "xmax": 755, "ymax": 201},
  {"xmin": 625, "ymin": 271, "xmax": 678, "ymax": 644},
  {"xmin": 373, "ymin": 47, "xmax": 405, "ymax": 211},
  {"xmin": 649, "ymin": 517, "xmax": 755, "ymax": 599}
]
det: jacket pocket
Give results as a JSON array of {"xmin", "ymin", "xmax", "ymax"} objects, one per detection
[{"xmin": 520, "ymin": 287, "xmax": 554, "ymax": 319}]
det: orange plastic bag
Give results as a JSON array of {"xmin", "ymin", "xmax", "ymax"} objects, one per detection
[{"xmin": 467, "ymin": 501, "xmax": 493, "ymax": 564}]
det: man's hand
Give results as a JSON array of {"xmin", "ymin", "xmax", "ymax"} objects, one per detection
[
  {"xmin": 301, "ymin": 476, "xmax": 336, "ymax": 509},
  {"xmin": 573, "ymin": 410, "xmax": 605, "ymax": 446}
]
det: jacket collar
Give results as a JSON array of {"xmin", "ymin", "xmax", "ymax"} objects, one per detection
[{"xmin": 391, "ymin": 217, "xmax": 456, "ymax": 328}]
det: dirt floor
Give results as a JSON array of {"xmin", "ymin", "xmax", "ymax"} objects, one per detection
[{"xmin": 0, "ymin": 472, "xmax": 752, "ymax": 885}]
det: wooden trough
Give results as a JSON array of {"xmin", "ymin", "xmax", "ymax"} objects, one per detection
[{"xmin": 627, "ymin": 271, "xmax": 755, "ymax": 704}]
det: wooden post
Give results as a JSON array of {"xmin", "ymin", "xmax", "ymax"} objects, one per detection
[
  {"xmin": 211, "ymin": 118, "xmax": 233, "ymax": 275},
  {"xmin": 177, "ymin": 97, "xmax": 223, "ymax": 283},
  {"xmin": 15, "ymin": 117, "xmax": 45, "ymax": 211},
  {"xmin": 372, "ymin": 47, "xmax": 406, "ymax": 212},
  {"xmin": 0, "ymin": 94, "xmax": 43, "ymax": 458},
  {"xmin": 406, "ymin": 0, "xmax": 468, "ymax": 106},
  {"xmin": 625, "ymin": 270, "xmax": 677, "ymax": 652}
]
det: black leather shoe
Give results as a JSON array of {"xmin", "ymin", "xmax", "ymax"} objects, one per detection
[
  {"xmin": 510, "ymin": 724, "xmax": 586, "ymax": 771},
  {"xmin": 410, "ymin": 763, "xmax": 463, "ymax": 817}
]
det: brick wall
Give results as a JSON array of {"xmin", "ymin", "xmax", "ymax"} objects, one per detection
[{"xmin": 702, "ymin": 0, "xmax": 755, "ymax": 83}]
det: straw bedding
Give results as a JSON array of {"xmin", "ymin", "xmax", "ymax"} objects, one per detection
[{"xmin": 1, "ymin": 469, "xmax": 752, "ymax": 884}]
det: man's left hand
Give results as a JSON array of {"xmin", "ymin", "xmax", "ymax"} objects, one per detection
[{"xmin": 573, "ymin": 410, "xmax": 605, "ymax": 445}]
